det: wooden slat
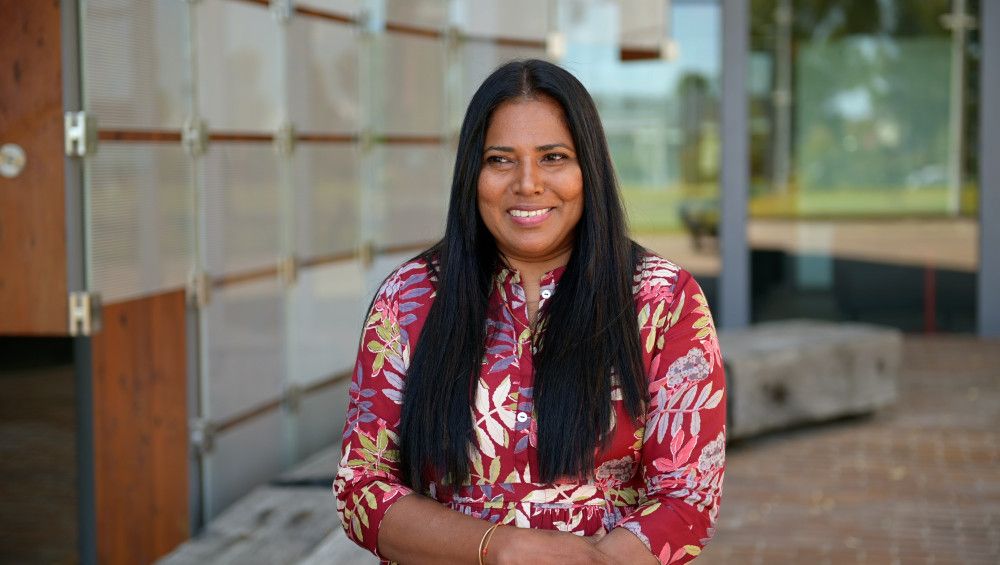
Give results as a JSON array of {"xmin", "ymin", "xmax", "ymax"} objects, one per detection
[
  {"xmin": 294, "ymin": 4, "xmax": 356, "ymax": 25},
  {"xmin": 302, "ymin": 369, "xmax": 352, "ymax": 395},
  {"xmin": 385, "ymin": 21, "xmax": 443, "ymax": 39},
  {"xmin": 227, "ymin": 0, "xmax": 269, "ymax": 8},
  {"xmin": 92, "ymin": 291, "xmax": 189, "ymax": 563},
  {"xmin": 209, "ymin": 131, "xmax": 274, "ymax": 143},
  {"xmin": 462, "ymin": 34, "xmax": 546, "ymax": 50},
  {"xmin": 378, "ymin": 134, "xmax": 445, "ymax": 145},
  {"xmin": 299, "ymin": 250, "xmax": 357, "ymax": 269},
  {"xmin": 98, "ymin": 129, "xmax": 183, "ymax": 142},
  {"xmin": 91, "ymin": 130, "xmax": 441, "ymax": 146},
  {"xmin": 620, "ymin": 46, "xmax": 661, "ymax": 61},
  {"xmin": 214, "ymin": 370, "xmax": 353, "ymax": 434},
  {"xmin": 211, "ymin": 264, "xmax": 280, "ymax": 289},
  {"xmin": 214, "ymin": 398, "xmax": 283, "ymax": 435},
  {"xmin": 296, "ymin": 133, "xmax": 357, "ymax": 143},
  {"xmin": 0, "ymin": 0, "xmax": 68, "ymax": 335}
]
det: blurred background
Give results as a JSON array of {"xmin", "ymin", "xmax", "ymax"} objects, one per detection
[{"xmin": 1, "ymin": 0, "xmax": 997, "ymax": 563}]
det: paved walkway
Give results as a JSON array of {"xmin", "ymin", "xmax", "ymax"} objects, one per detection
[
  {"xmin": 162, "ymin": 335, "xmax": 999, "ymax": 564},
  {"xmin": 698, "ymin": 335, "xmax": 1000, "ymax": 564}
]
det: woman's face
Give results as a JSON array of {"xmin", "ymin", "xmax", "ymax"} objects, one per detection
[{"xmin": 477, "ymin": 96, "xmax": 584, "ymax": 268}]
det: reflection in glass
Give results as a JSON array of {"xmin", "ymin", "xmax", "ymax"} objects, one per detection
[
  {"xmin": 748, "ymin": 0, "xmax": 980, "ymax": 331},
  {"xmin": 566, "ymin": 0, "xmax": 722, "ymax": 295}
]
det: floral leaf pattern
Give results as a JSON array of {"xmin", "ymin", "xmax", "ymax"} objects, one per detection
[{"xmin": 335, "ymin": 255, "xmax": 726, "ymax": 564}]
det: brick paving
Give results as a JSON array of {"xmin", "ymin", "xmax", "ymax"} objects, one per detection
[
  {"xmin": 697, "ymin": 335, "xmax": 1000, "ymax": 565},
  {"xmin": 3, "ymin": 336, "xmax": 997, "ymax": 565}
]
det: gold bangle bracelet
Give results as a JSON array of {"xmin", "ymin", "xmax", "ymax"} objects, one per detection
[{"xmin": 478, "ymin": 523, "xmax": 501, "ymax": 565}]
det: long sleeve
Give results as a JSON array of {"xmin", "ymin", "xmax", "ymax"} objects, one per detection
[
  {"xmin": 334, "ymin": 263, "xmax": 431, "ymax": 558},
  {"xmin": 615, "ymin": 271, "xmax": 726, "ymax": 564}
]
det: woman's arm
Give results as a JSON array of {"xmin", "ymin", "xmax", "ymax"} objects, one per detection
[
  {"xmin": 597, "ymin": 271, "xmax": 726, "ymax": 564},
  {"xmin": 378, "ymin": 493, "xmax": 613, "ymax": 564}
]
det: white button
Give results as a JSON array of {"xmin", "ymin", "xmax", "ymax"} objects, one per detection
[
  {"xmin": 516, "ymin": 412, "xmax": 529, "ymax": 423},
  {"xmin": 540, "ymin": 289, "xmax": 552, "ymax": 299}
]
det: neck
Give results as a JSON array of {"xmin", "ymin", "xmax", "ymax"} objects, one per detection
[{"xmin": 502, "ymin": 250, "xmax": 571, "ymax": 286}]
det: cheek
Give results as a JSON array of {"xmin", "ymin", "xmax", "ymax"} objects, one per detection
[{"xmin": 477, "ymin": 178, "xmax": 505, "ymax": 212}]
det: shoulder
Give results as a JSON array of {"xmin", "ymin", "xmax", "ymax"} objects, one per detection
[
  {"xmin": 632, "ymin": 248, "xmax": 692, "ymax": 307},
  {"xmin": 373, "ymin": 255, "xmax": 437, "ymax": 305}
]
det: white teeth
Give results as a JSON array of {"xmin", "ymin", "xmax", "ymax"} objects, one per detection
[{"xmin": 509, "ymin": 208, "xmax": 551, "ymax": 218}]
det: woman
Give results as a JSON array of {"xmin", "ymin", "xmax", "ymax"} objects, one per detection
[{"xmin": 335, "ymin": 60, "xmax": 725, "ymax": 564}]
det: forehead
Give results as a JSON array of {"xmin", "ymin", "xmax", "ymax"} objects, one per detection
[{"xmin": 484, "ymin": 96, "xmax": 573, "ymax": 145}]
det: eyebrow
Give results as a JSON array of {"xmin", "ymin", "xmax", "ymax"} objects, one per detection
[{"xmin": 484, "ymin": 143, "xmax": 574, "ymax": 153}]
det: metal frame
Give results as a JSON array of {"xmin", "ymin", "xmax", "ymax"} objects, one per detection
[
  {"xmin": 61, "ymin": 0, "xmax": 97, "ymax": 561},
  {"xmin": 980, "ymin": 0, "xmax": 1000, "ymax": 337},
  {"xmin": 719, "ymin": 0, "xmax": 750, "ymax": 329}
]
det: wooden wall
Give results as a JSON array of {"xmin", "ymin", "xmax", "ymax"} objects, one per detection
[
  {"xmin": 91, "ymin": 291, "xmax": 189, "ymax": 563},
  {"xmin": 0, "ymin": 0, "xmax": 69, "ymax": 336}
]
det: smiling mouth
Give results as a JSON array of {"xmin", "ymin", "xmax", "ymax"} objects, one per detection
[{"xmin": 509, "ymin": 208, "xmax": 552, "ymax": 218}]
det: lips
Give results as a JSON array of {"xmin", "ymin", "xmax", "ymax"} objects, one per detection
[{"xmin": 508, "ymin": 207, "xmax": 553, "ymax": 226}]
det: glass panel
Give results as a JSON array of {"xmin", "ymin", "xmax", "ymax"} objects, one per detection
[
  {"xmin": 377, "ymin": 34, "xmax": 445, "ymax": 135},
  {"xmin": 748, "ymin": 0, "xmax": 980, "ymax": 332},
  {"xmin": 209, "ymin": 409, "xmax": 284, "ymax": 516},
  {"xmin": 294, "ymin": 145, "xmax": 361, "ymax": 259},
  {"xmin": 195, "ymin": 0, "xmax": 281, "ymax": 131},
  {"xmin": 205, "ymin": 278, "xmax": 285, "ymax": 423},
  {"xmin": 288, "ymin": 262, "xmax": 365, "ymax": 387},
  {"xmin": 375, "ymin": 145, "xmax": 450, "ymax": 248},
  {"xmin": 89, "ymin": 143, "xmax": 192, "ymax": 301},
  {"xmin": 565, "ymin": 0, "xmax": 723, "ymax": 298},
  {"xmin": 81, "ymin": 0, "xmax": 188, "ymax": 129},
  {"xmin": 287, "ymin": 18, "xmax": 361, "ymax": 134},
  {"xmin": 297, "ymin": 380, "xmax": 352, "ymax": 457},
  {"xmin": 457, "ymin": 43, "xmax": 548, "ymax": 130},
  {"xmin": 385, "ymin": 0, "xmax": 448, "ymax": 29},
  {"xmin": 201, "ymin": 144, "xmax": 281, "ymax": 275},
  {"xmin": 456, "ymin": 0, "xmax": 549, "ymax": 41}
]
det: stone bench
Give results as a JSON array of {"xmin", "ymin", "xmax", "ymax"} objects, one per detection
[{"xmin": 719, "ymin": 320, "xmax": 902, "ymax": 440}]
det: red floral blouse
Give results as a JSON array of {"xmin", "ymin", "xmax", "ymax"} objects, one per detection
[{"xmin": 334, "ymin": 252, "xmax": 726, "ymax": 564}]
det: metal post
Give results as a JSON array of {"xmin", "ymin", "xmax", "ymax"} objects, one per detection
[
  {"xmin": 61, "ymin": 0, "xmax": 97, "ymax": 562},
  {"xmin": 772, "ymin": 0, "xmax": 792, "ymax": 194},
  {"xmin": 979, "ymin": 0, "xmax": 1000, "ymax": 336},
  {"xmin": 719, "ymin": 0, "xmax": 750, "ymax": 329},
  {"xmin": 944, "ymin": 0, "xmax": 972, "ymax": 216}
]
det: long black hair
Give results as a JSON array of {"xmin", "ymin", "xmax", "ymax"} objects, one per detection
[{"xmin": 399, "ymin": 59, "xmax": 646, "ymax": 491}]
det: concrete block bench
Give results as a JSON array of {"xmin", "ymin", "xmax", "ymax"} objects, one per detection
[{"xmin": 719, "ymin": 320, "xmax": 902, "ymax": 440}]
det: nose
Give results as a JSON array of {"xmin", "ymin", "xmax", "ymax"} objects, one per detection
[{"xmin": 514, "ymin": 160, "xmax": 544, "ymax": 195}]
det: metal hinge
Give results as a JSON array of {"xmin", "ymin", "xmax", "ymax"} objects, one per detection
[
  {"xmin": 186, "ymin": 270, "xmax": 212, "ymax": 308},
  {"xmin": 182, "ymin": 117, "xmax": 208, "ymax": 157},
  {"xmin": 359, "ymin": 239, "xmax": 375, "ymax": 268},
  {"xmin": 283, "ymin": 383, "xmax": 303, "ymax": 413},
  {"xmin": 189, "ymin": 418, "xmax": 217, "ymax": 455},
  {"xmin": 359, "ymin": 128, "xmax": 375, "ymax": 153},
  {"xmin": 270, "ymin": 0, "xmax": 292, "ymax": 23},
  {"xmin": 278, "ymin": 255, "xmax": 298, "ymax": 286},
  {"xmin": 274, "ymin": 121, "xmax": 296, "ymax": 156},
  {"xmin": 546, "ymin": 31, "xmax": 566, "ymax": 60},
  {"xmin": 64, "ymin": 111, "xmax": 97, "ymax": 157},
  {"xmin": 68, "ymin": 291, "xmax": 102, "ymax": 336}
]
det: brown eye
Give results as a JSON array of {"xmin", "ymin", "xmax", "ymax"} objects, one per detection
[{"xmin": 486, "ymin": 155, "xmax": 513, "ymax": 166}]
